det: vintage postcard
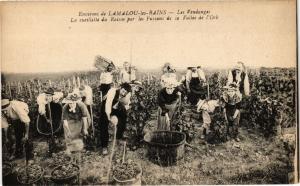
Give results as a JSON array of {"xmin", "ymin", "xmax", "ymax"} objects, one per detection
[{"xmin": 0, "ymin": 1, "xmax": 298, "ymax": 185}]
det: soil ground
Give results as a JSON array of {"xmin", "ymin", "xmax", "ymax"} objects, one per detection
[{"xmin": 5, "ymin": 113, "xmax": 292, "ymax": 185}]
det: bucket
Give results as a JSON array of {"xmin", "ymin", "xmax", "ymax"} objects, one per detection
[
  {"xmin": 113, "ymin": 162, "xmax": 142, "ymax": 186},
  {"xmin": 51, "ymin": 163, "xmax": 80, "ymax": 185},
  {"xmin": 144, "ymin": 131, "xmax": 186, "ymax": 166},
  {"xmin": 16, "ymin": 164, "xmax": 44, "ymax": 185}
]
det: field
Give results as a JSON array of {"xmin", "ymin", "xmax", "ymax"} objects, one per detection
[{"xmin": 1, "ymin": 67, "xmax": 297, "ymax": 185}]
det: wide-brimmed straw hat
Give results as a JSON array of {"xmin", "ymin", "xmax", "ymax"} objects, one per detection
[
  {"xmin": 62, "ymin": 93, "xmax": 81, "ymax": 104},
  {"xmin": 44, "ymin": 88, "xmax": 55, "ymax": 95}
]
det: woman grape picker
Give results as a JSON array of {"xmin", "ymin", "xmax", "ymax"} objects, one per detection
[
  {"xmin": 62, "ymin": 93, "xmax": 91, "ymax": 153},
  {"xmin": 227, "ymin": 61, "xmax": 250, "ymax": 96},
  {"xmin": 37, "ymin": 88, "xmax": 64, "ymax": 154},
  {"xmin": 157, "ymin": 78, "xmax": 181, "ymax": 130},
  {"xmin": 160, "ymin": 63, "xmax": 177, "ymax": 88},
  {"xmin": 186, "ymin": 66, "xmax": 207, "ymax": 105},
  {"xmin": 1, "ymin": 98, "xmax": 30, "ymax": 159},
  {"xmin": 222, "ymin": 83, "xmax": 242, "ymax": 142},
  {"xmin": 99, "ymin": 83, "xmax": 132, "ymax": 155}
]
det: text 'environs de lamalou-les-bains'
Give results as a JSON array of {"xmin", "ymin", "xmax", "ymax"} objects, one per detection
[{"xmin": 78, "ymin": 9, "xmax": 211, "ymax": 17}]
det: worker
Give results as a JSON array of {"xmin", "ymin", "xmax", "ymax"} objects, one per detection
[
  {"xmin": 227, "ymin": 61, "xmax": 250, "ymax": 96},
  {"xmin": 62, "ymin": 93, "xmax": 91, "ymax": 153},
  {"xmin": 186, "ymin": 66, "xmax": 207, "ymax": 105},
  {"xmin": 99, "ymin": 62, "xmax": 115, "ymax": 97},
  {"xmin": 222, "ymin": 83, "xmax": 242, "ymax": 142},
  {"xmin": 160, "ymin": 62, "xmax": 177, "ymax": 88},
  {"xmin": 99, "ymin": 83, "xmax": 132, "ymax": 155},
  {"xmin": 157, "ymin": 78, "xmax": 181, "ymax": 130},
  {"xmin": 2, "ymin": 98, "xmax": 30, "ymax": 159},
  {"xmin": 120, "ymin": 62, "xmax": 136, "ymax": 83}
]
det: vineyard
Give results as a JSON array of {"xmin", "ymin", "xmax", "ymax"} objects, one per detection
[{"xmin": 1, "ymin": 67, "xmax": 297, "ymax": 184}]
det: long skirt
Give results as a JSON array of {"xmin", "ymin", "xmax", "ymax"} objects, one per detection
[{"xmin": 157, "ymin": 101, "xmax": 178, "ymax": 131}]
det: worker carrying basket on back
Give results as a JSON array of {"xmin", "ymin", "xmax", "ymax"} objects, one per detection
[{"xmin": 157, "ymin": 78, "xmax": 181, "ymax": 131}]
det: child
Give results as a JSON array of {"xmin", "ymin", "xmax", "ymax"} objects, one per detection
[
  {"xmin": 197, "ymin": 99, "xmax": 220, "ymax": 139},
  {"xmin": 222, "ymin": 83, "xmax": 242, "ymax": 142}
]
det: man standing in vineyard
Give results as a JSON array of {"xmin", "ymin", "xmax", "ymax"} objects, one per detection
[
  {"xmin": 120, "ymin": 62, "xmax": 136, "ymax": 83},
  {"xmin": 222, "ymin": 84, "xmax": 242, "ymax": 142},
  {"xmin": 99, "ymin": 63, "xmax": 114, "ymax": 97},
  {"xmin": 100, "ymin": 83, "xmax": 132, "ymax": 155},
  {"xmin": 1, "ymin": 98, "xmax": 30, "ymax": 159},
  {"xmin": 186, "ymin": 66, "xmax": 207, "ymax": 105}
]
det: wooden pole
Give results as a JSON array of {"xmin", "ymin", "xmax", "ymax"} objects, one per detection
[
  {"xmin": 27, "ymin": 83, "xmax": 32, "ymax": 100},
  {"xmin": 8, "ymin": 82, "xmax": 12, "ymax": 99}
]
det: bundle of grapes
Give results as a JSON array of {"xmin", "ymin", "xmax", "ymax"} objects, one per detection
[
  {"xmin": 49, "ymin": 151, "xmax": 72, "ymax": 167},
  {"xmin": 113, "ymin": 160, "xmax": 142, "ymax": 185},
  {"xmin": 17, "ymin": 164, "xmax": 44, "ymax": 185},
  {"xmin": 51, "ymin": 164, "xmax": 80, "ymax": 184}
]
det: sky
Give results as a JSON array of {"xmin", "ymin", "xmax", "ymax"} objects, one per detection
[{"xmin": 1, "ymin": 1, "xmax": 296, "ymax": 73}]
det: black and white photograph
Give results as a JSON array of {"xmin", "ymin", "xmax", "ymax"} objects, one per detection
[{"xmin": 0, "ymin": 1, "xmax": 298, "ymax": 185}]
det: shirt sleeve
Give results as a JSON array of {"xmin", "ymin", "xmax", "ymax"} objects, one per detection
[
  {"xmin": 99, "ymin": 73, "xmax": 104, "ymax": 84},
  {"xmin": 105, "ymin": 88, "xmax": 116, "ymax": 117},
  {"xmin": 37, "ymin": 93, "xmax": 47, "ymax": 115},
  {"xmin": 227, "ymin": 70, "xmax": 233, "ymax": 85},
  {"xmin": 186, "ymin": 70, "xmax": 192, "ymax": 82},
  {"xmin": 78, "ymin": 102, "xmax": 89, "ymax": 118},
  {"xmin": 13, "ymin": 102, "xmax": 30, "ymax": 123},
  {"xmin": 62, "ymin": 104, "xmax": 69, "ymax": 121},
  {"xmin": 85, "ymin": 86, "xmax": 93, "ymax": 105},
  {"xmin": 158, "ymin": 90, "xmax": 168, "ymax": 114},
  {"xmin": 1, "ymin": 114, "xmax": 9, "ymax": 129},
  {"xmin": 197, "ymin": 68, "xmax": 206, "ymax": 82}
]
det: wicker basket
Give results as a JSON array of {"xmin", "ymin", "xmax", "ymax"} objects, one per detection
[
  {"xmin": 144, "ymin": 131, "xmax": 186, "ymax": 166},
  {"xmin": 51, "ymin": 164, "xmax": 80, "ymax": 185}
]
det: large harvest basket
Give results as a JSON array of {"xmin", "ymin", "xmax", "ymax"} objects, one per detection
[
  {"xmin": 51, "ymin": 164, "xmax": 80, "ymax": 185},
  {"xmin": 144, "ymin": 131, "xmax": 186, "ymax": 166}
]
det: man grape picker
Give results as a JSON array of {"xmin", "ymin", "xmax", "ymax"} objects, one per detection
[
  {"xmin": 1, "ymin": 98, "xmax": 30, "ymax": 159},
  {"xmin": 36, "ymin": 88, "xmax": 64, "ymax": 154},
  {"xmin": 99, "ymin": 62, "xmax": 115, "ymax": 98},
  {"xmin": 99, "ymin": 83, "xmax": 132, "ymax": 155},
  {"xmin": 62, "ymin": 93, "xmax": 91, "ymax": 154},
  {"xmin": 157, "ymin": 78, "xmax": 181, "ymax": 130},
  {"xmin": 186, "ymin": 66, "xmax": 207, "ymax": 105}
]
